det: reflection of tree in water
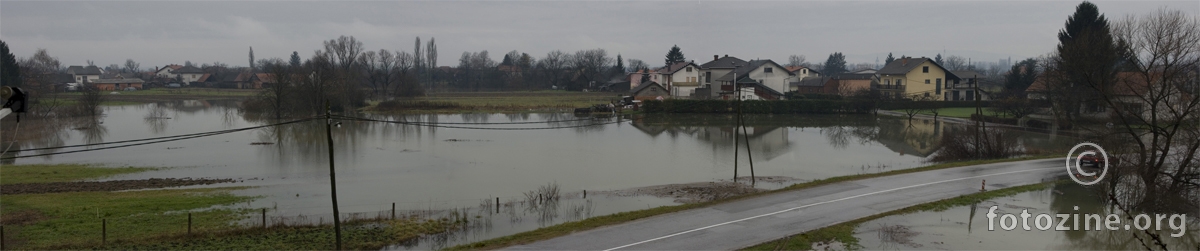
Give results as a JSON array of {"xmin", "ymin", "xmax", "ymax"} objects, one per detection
[
  {"xmin": 143, "ymin": 104, "xmax": 170, "ymax": 134},
  {"xmin": 75, "ymin": 118, "xmax": 107, "ymax": 146},
  {"xmin": 1048, "ymin": 181, "xmax": 1200, "ymax": 250}
]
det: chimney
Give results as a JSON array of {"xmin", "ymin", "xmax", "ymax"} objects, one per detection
[
  {"xmin": 724, "ymin": 54, "xmax": 728, "ymax": 58},
  {"xmin": 714, "ymin": 55, "xmax": 719, "ymax": 61},
  {"xmin": 902, "ymin": 57, "xmax": 908, "ymax": 66}
]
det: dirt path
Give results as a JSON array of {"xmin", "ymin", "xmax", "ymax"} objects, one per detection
[{"xmin": 1, "ymin": 178, "xmax": 237, "ymax": 195}]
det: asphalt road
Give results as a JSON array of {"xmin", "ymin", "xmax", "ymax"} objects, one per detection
[{"xmin": 506, "ymin": 158, "xmax": 1064, "ymax": 250}]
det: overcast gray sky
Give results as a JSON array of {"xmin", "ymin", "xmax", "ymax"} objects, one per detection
[{"xmin": 2, "ymin": 1, "xmax": 1197, "ymax": 70}]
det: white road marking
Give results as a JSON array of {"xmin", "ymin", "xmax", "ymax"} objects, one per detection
[{"xmin": 604, "ymin": 166, "xmax": 1056, "ymax": 250}]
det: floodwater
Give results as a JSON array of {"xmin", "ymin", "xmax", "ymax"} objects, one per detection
[
  {"xmin": 5, "ymin": 99, "xmax": 1078, "ymax": 249},
  {"xmin": 854, "ymin": 181, "xmax": 1200, "ymax": 250}
]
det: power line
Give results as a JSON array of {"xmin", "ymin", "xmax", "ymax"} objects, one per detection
[
  {"xmin": 332, "ymin": 115, "xmax": 622, "ymax": 130},
  {"xmin": 1, "ymin": 117, "xmax": 319, "ymax": 160},
  {"xmin": 7, "ymin": 117, "xmax": 320, "ymax": 153},
  {"xmin": 350, "ymin": 116, "xmax": 601, "ymax": 125}
]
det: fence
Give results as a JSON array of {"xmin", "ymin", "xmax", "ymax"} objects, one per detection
[{"xmin": 0, "ymin": 187, "xmax": 595, "ymax": 249}]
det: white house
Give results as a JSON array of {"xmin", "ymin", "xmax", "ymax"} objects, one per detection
[
  {"xmin": 697, "ymin": 55, "xmax": 748, "ymax": 98},
  {"xmin": 658, "ymin": 61, "xmax": 702, "ymax": 98},
  {"xmin": 712, "ymin": 59, "xmax": 795, "ymax": 100},
  {"xmin": 66, "ymin": 65, "xmax": 103, "ymax": 83},
  {"xmin": 155, "ymin": 64, "xmax": 184, "ymax": 78}
]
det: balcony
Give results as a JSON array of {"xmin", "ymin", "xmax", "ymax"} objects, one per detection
[{"xmin": 874, "ymin": 84, "xmax": 905, "ymax": 91}]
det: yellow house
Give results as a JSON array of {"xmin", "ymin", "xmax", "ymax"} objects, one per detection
[{"xmin": 877, "ymin": 57, "xmax": 960, "ymax": 100}]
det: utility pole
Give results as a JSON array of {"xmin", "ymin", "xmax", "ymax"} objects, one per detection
[
  {"xmin": 732, "ymin": 70, "xmax": 739, "ymax": 182},
  {"xmin": 325, "ymin": 101, "xmax": 343, "ymax": 250},
  {"xmin": 973, "ymin": 74, "xmax": 982, "ymax": 159}
]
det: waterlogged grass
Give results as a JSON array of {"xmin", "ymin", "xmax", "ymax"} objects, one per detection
[
  {"xmin": 893, "ymin": 107, "xmax": 1010, "ymax": 119},
  {"xmin": 742, "ymin": 182, "xmax": 1058, "ymax": 250},
  {"xmin": 100, "ymin": 218, "xmax": 453, "ymax": 250},
  {"xmin": 1, "ymin": 187, "xmax": 257, "ymax": 249},
  {"xmin": 0, "ymin": 164, "xmax": 154, "ymax": 185},
  {"xmin": 448, "ymin": 155, "xmax": 1060, "ymax": 250}
]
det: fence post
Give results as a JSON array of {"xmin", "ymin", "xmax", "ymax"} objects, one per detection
[
  {"xmin": 391, "ymin": 203, "xmax": 396, "ymax": 220},
  {"xmin": 583, "ymin": 190, "xmax": 587, "ymax": 199},
  {"xmin": 495, "ymin": 197, "xmax": 500, "ymax": 214},
  {"xmin": 102, "ymin": 218, "xmax": 106, "ymax": 246},
  {"xmin": 262, "ymin": 208, "xmax": 267, "ymax": 228},
  {"xmin": 188, "ymin": 213, "xmax": 192, "ymax": 235}
]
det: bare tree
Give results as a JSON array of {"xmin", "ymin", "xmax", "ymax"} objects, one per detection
[
  {"xmin": 377, "ymin": 49, "xmax": 397, "ymax": 96},
  {"xmin": 539, "ymin": 50, "xmax": 569, "ymax": 89},
  {"xmin": 787, "ymin": 55, "xmax": 807, "ymax": 67},
  {"xmin": 1103, "ymin": 8, "xmax": 1200, "ymax": 212},
  {"xmin": 426, "ymin": 37, "xmax": 437, "ymax": 88},
  {"xmin": 943, "ymin": 55, "xmax": 967, "ymax": 71},
  {"xmin": 627, "ymin": 58, "xmax": 647, "ymax": 73},
  {"xmin": 569, "ymin": 48, "xmax": 612, "ymax": 90},
  {"xmin": 358, "ymin": 50, "xmax": 382, "ymax": 97},
  {"xmin": 124, "ymin": 59, "xmax": 140, "ymax": 74},
  {"xmin": 323, "ymin": 35, "xmax": 364, "ymax": 71}
]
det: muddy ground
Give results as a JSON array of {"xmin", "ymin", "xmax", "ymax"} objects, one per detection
[
  {"xmin": 594, "ymin": 176, "xmax": 801, "ymax": 203},
  {"xmin": 1, "ymin": 177, "xmax": 237, "ymax": 195}
]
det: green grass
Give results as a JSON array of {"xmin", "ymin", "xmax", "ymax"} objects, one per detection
[
  {"xmin": 1, "ymin": 187, "xmax": 258, "ymax": 249},
  {"xmin": 892, "ymin": 107, "xmax": 1008, "ymax": 119},
  {"xmin": 0, "ymin": 164, "xmax": 154, "ymax": 185},
  {"xmin": 369, "ymin": 91, "xmax": 619, "ymax": 113},
  {"xmin": 103, "ymin": 218, "xmax": 453, "ymax": 250},
  {"xmin": 742, "ymin": 182, "xmax": 1058, "ymax": 250},
  {"xmin": 448, "ymin": 155, "xmax": 1060, "ymax": 250}
]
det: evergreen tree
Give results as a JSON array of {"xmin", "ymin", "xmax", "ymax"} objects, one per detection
[
  {"xmin": 615, "ymin": 54, "xmax": 624, "ymax": 73},
  {"xmin": 934, "ymin": 53, "xmax": 943, "ymax": 66},
  {"xmin": 249, "ymin": 46, "xmax": 255, "ymax": 70},
  {"xmin": 822, "ymin": 52, "xmax": 848, "ymax": 75},
  {"xmin": 1053, "ymin": 1, "xmax": 1122, "ymax": 122},
  {"xmin": 290, "ymin": 51, "xmax": 302, "ymax": 67},
  {"xmin": 664, "ymin": 45, "xmax": 685, "ymax": 66},
  {"xmin": 0, "ymin": 40, "xmax": 20, "ymax": 87},
  {"xmin": 885, "ymin": 53, "xmax": 895, "ymax": 65}
]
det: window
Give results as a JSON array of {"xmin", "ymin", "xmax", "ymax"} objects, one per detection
[
  {"xmin": 802, "ymin": 69, "xmax": 807, "ymax": 74},
  {"xmin": 686, "ymin": 67, "xmax": 692, "ymax": 72},
  {"xmin": 705, "ymin": 72, "xmax": 711, "ymax": 83},
  {"xmin": 896, "ymin": 79, "xmax": 903, "ymax": 85},
  {"xmin": 885, "ymin": 79, "xmax": 891, "ymax": 85},
  {"xmin": 764, "ymin": 67, "xmax": 773, "ymax": 73},
  {"xmin": 925, "ymin": 79, "xmax": 930, "ymax": 84},
  {"xmin": 922, "ymin": 66, "xmax": 929, "ymax": 73}
]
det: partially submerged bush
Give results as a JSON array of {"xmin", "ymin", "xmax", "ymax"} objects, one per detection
[{"xmin": 931, "ymin": 128, "xmax": 1021, "ymax": 162}]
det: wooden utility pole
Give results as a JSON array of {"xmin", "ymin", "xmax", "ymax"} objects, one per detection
[
  {"xmin": 740, "ymin": 107, "xmax": 755, "ymax": 186},
  {"xmin": 732, "ymin": 72, "xmax": 740, "ymax": 182},
  {"xmin": 325, "ymin": 102, "xmax": 343, "ymax": 250},
  {"xmin": 973, "ymin": 74, "xmax": 982, "ymax": 159}
]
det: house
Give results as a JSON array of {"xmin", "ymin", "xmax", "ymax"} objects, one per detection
[
  {"xmin": 66, "ymin": 65, "xmax": 103, "ymax": 83},
  {"xmin": 657, "ymin": 61, "xmax": 702, "ymax": 98},
  {"xmin": 786, "ymin": 66, "xmax": 820, "ymax": 80},
  {"xmin": 877, "ymin": 57, "xmax": 960, "ymax": 100},
  {"xmin": 155, "ymin": 64, "xmax": 184, "ymax": 78},
  {"xmin": 828, "ymin": 73, "xmax": 875, "ymax": 96},
  {"xmin": 792, "ymin": 76, "xmax": 831, "ymax": 93},
  {"xmin": 1029, "ymin": 72, "xmax": 1197, "ymax": 120},
  {"xmin": 698, "ymin": 55, "xmax": 748, "ymax": 98},
  {"xmin": 90, "ymin": 78, "xmax": 145, "ymax": 91},
  {"xmin": 945, "ymin": 71, "xmax": 988, "ymax": 101},
  {"xmin": 154, "ymin": 64, "xmax": 204, "ymax": 84},
  {"xmin": 630, "ymin": 81, "xmax": 669, "ymax": 100},
  {"xmin": 711, "ymin": 59, "xmax": 795, "ymax": 100}
]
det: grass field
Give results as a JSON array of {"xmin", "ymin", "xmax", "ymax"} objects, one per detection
[
  {"xmin": 0, "ymin": 164, "xmax": 458, "ymax": 250},
  {"xmin": 0, "ymin": 164, "xmax": 154, "ymax": 185},
  {"xmin": 894, "ymin": 107, "xmax": 1010, "ymax": 119}
]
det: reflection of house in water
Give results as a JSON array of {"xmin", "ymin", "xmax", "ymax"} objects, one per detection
[
  {"xmin": 874, "ymin": 118, "xmax": 943, "ymax": 157},
  {"xmin": 630, "ymin": 117, "xmax": 792, "ymax": 161}
]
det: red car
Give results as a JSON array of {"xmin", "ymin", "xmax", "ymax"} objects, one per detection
[{"xmin": 1078, "ymin": 150, "xmax": 1106, "ymax": 167}]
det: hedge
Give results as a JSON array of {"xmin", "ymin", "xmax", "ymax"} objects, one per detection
[{"xmin": 640, "ymin": 99, "xmax": 876, "ymax": 114}]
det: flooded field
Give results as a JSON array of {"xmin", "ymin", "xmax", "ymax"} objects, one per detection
[
  {"xmin": 855, "ymin": 182, "xmax": 1200, "ymax": 250},
  {"xmin": 4, "ymin": 99, "xmax": 1077, "ymax": 248}
]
